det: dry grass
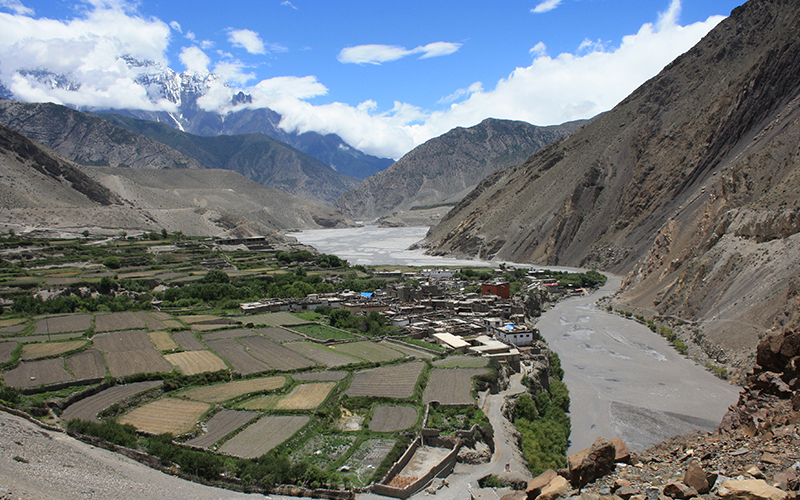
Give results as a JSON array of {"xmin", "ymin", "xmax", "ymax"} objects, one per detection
[
  {"xmin": 276, "ymin": 382, "xmax": 336, "ymax": 410},
  {"xmin": 148, "ymin": 331, "xmax": 178, "ymax": 351},
  {"xmin": 21, "ymin": 340, "xmax": 87, "ymax": 360},
  {"xmin": 179, "ymin": 375, "xmax": 286, "ymax": 403},
  {"xmin": 164, "ymin": 350, "xmax": 228, "ymax": 376},
  {"xmin": 120, "ymin": 398, "xmax": 210, "ymax": 435}
]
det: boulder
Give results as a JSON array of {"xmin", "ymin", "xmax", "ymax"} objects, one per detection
[
  {"xmin": 609, "ymin": 439, "xmax": 632, "ymax": 464},
  {"xmin": 718, "ymin": 479, "xmax": 789, "ymax": 500},
  {"xmin": 663, "ymin": 481, "xmax": 699, "ymax": 499},
  {"xmin": 568, "ymin": 438, "xmax": 618, "ymax": 488},
  {"xmin": 683, "ymin": 461, "xmax": 710, "ymax": 494},
  {"xmin": 537, "ymin": 475, "xmax": 571, "ymax": 500},
  {"xmin": 527, "ymin": 469, "xmax": 558, "ymax": 500}
]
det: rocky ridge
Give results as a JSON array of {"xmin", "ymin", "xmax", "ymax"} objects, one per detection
[
  {"xmin": 419, "ymin": 0, "xmax": 800, "ymax": 375},
  {"xmin": 335, "ymin": 118, "xmax": 589, "ymax": 222}
]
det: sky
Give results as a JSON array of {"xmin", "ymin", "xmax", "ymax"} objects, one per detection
[{"xmin": 0, "ymin": 0, "xmax": 743, "ymax": 159}]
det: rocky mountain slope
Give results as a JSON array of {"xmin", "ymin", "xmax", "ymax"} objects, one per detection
[
  {"xmin": 0, "ymin": 100, "xmax": 361, "ymax": 205},
  {"xmin": 420, "ymin": 0, "xmax": 800, "ymax": 375},
  {"xmin": 334, "ymin": 118, "xmax": 588, "ymax": 221},
  {"xmin": 0, "ymin": 123, "xmax": 353, "ymax": 238},
  {"xmin": 96, "ymin": 113, "xmax": 361, "ymax": 205}
]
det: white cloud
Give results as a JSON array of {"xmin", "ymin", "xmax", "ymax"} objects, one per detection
[
  {"xmin": 338, "ymin": 41, "xmax": 461, "ymax": 65},
  {"xmin": 0, "ymin": 0, "xmax": 33, "ymax": 16},
  {"xmin": 212, "ymin": 60, "xmax": 255, "ymax": 86},
  {"xmin": 529, "ymin": 41, "xmax": 547, "ymax": 57},
  {"xmin": 438, "ymin": 82, "xmax": 483, "ymax": 104},
  {"xmin": 532, "ymin": 0, "xmax": 563, "ymax": 14},
  {"xmin": 179, "ymin": 46, "xmax": 210, "ymax": 73},
  {"xmin": 281, "ymin": 1, "xmax": 298, "ymax": 9},
  {"xmin": 169, "ymin": 20, "xmax": 182, "ymax": 32},
  {"xmin": 227, "ymin": 28, "xmax": 266, "ymax": 55}
]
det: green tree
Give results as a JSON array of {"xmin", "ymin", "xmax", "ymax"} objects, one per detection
[
  {"xmin": 202, "ymin": 269, "xmax": 230, "ymax": 284},
  {"xmin": 103, "ymin": 256, "xmax": 121, "ymax": 269}
]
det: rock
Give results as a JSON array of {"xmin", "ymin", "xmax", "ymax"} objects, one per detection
[
  {"xmin": 612, "ymin": 479, "xmax": 633, "ymax": 492},
  {"xmin": 718, "ymin": 479, "xmax": 789, "ymax": 500},
  {"xmin": 772, "ymin": 469, "xmax": 797, "ymax": 491},
  {"xmin": 663, "ymin": 482, "xmax": 699, "ymax": 499},
  {"xmin": 527, "ymin": 469, "xmax": 558, "ymax": 500},
  {"xmin": 537, "ymin": 475, "xmax": 571, "ymax": 500},
  {"xmin": 610, "ymin": 439, "xmax": 632, "ymax": 464},
  {"xmin": 683, "ymin": 462, "xmax": 710, "ymax": 494},
  {"xmin": 569, "ymin": 438, "xmax": 618, "ymax": 488},
  {"xmin": 615, "ymin": 485, "xmax": 640, "ymax": 500}
]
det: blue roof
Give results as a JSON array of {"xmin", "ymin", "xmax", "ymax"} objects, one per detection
[
  {"xmin": 361, "ymin": 292, "xmax": 373, "ymax": 298},
  {"xmin": 503, "ymin": 324, "xmax": 515, "ymax": 330}
]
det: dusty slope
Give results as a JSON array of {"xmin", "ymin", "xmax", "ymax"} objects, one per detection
[
  {"xmin": 335, "ymin": 118, "xmax": 588, "ymax": 221},
  {"xmin": 420, "ymin": 0, "xmax": 800, "ymax": 374},
  {"xmin": 0, "ymin": 124, "xmax": 353, "ymax": 238}
]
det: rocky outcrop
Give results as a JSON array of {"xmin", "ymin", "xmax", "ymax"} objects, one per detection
[
  {"xmin": 335, "ymin": 118, "xmax": 589, "ymax": 221},
  {"xmin": 420, "ymin": 0, "xmax": 800, "ymax": 373}
]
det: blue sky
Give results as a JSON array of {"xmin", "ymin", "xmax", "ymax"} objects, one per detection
[{"xmin": 0, "ymin": 0, "xmax": 742, "ymax": 158}]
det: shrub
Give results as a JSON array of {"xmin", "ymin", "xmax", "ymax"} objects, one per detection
[{"xmin": 103, "ymin": 256, "xmax": 121, "ymax": 269}]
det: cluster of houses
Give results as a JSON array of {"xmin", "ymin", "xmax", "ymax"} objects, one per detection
[{"xmin": 240, "ymin": 268, "xmax": 580, "ymax": 372}]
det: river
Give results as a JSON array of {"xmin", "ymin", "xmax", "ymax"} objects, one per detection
[{"xmin": 294, "ymin": 226, "xmax": 741, "ymax": 453}]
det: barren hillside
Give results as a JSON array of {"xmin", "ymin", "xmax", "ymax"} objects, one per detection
[{"xmin": 420, "ymin": 0, "xmax": 800, "ymax": 375}]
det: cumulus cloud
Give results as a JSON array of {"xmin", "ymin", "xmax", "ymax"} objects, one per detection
[
  {"xmin": 531, "ymin": 0, "xmax": 563, "ymax": 14},
  {"xmin": 227, "ymin": 28, "xmax": 266, "ymax": 54},
  {"xmin": 337, "ymin": 41, "xmax": 461, "ymax": 65},
  {"xmin": 179, "ymin": 46, "xmax": 210, "ymax": 73}
]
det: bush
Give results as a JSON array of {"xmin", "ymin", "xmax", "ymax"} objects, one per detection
[
  {"xmin": 65, "ymin": 419, "xmax": 139, "ymax": 449},
  {"xmin": 102, "ymin": 256, "xmax": 121, "ymax": 269}
]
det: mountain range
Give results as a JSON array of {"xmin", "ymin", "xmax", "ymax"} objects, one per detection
[
  {"xmin": 335, "ymin": 117, "xmax": 590, "ymax": 221},
  {"xmin": 0, "ymin": 122, "xmax": 352, "ymax": 239},
  {"xmin": 419, "ymin": 0, "xmax": 800, "ymax": 375}
]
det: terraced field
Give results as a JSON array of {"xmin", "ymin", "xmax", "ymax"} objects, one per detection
[
  {"xmin": 186, "ymin": 410, "xmax": 259, "ymax": 449},
  {"xmin": 61, "ymin": 381, "xmax": 164, "ymax": 423},
  {"xmin": 165, "ymin": 350, "xmax": 228, "ymax": 375},
  {"xmin": 369, "ymin": 405, "xmax": 419, "ymax": 432},
  {"xmin": 21, "ymin": 340, "xmax": 88, "ymax": 360},
  {"xmin": 204, "ymin": 338, "xmax": 271, "ymax": 375},
  {"xmin": 120, "ymin": 398, "xmax": 211, "ymax": 435},
  {"xmin": 179, "ymin": 376, "xmax": 286, "ymax": 403},
  {"xmin": 237, "ymin": 336, "xmax": 316, "ymax": 371},
  {"xmin": 345, "ymin": 362, "xmax": 424, "ymax": 398},
  {"xmin": 330, "ymin": 341, "xmax": 404, "ymax": 363},
  {"xmin": 218, "ymin": 415, "xmax": 310, "ymax": 459},
  {"xmin": 284, "ymin": 341, "xmax": 361, "ymax": 368},
  {"xmin": 276, "ymin": 382, "xmax": 336, "ymax": 410},
  {"xmin": 423, "ymin": 368, "xmax": 488, "ymax": 405}
]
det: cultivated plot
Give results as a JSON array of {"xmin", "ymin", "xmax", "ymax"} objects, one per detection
[
  {"xmin": 202, "ymin": 329, "xmax": 258, "ymax": 341},
  {"xmin": 237, "ymin": 395, "xmax": 280, "ymax": 410},
  {"xmin": 284, "ymin": 342, "xmax": 360, "ymax": 368},
  {"xmin": 369, "ymin": 405, "xmax": 419, "ymax": 432},
  {"xmin": 164, "ymin": 350, "xmax": 228, "ymax": 376},
  {"xmin": 173, "ymin": 331, "xmax": 206, "ymax": 351},
  {"xmin": 61, "ymin": 380, "xmax": 163, "ymax": 423},
  {"xmin": 186, "ymin": 409, "xmax": 259, "ymax": 449},
  {"xmin": 120, "ymin": 398, "xmax": 210, "ymax": 435},
  {"xmin": 21, "ymin": 340, "xmax": 88, "ymax": 360},
  {"xmin": 345, "ymin": 362, "xmax": 424, "ymax": 399},
  {"xmin": 243, "ymin": 312, "xmax": 305, "ymax": 327},
  {"xmin": 33, "ymin": 314, "xmax": 91, "ymax": 335},
  {"xmin": 383, "ymin": 341, "xmax": 437, "ymax": 360},
  {"xmin": 0, "ymin": 318, "xmax": 27, "ymax": 334},
  {"xmin": 254, "ymin": 327, "xmax": 301, "ymax": 343},
  {"xmin": 433, "ymin": 355, "xmax": 489, "ymax": 369},
  {"xmin": 148, "ymin": 331, "xmax": 178, "ymax": 352},
  {"xmin": 293, "ymin": 371, "xmax": 348, "ymax": 381},
  {"xmin": 179, "ymin": 375, "xmax": 286, "ymax": 403},
  {"xmin": 94, "ymin": 312, "xmax": 146, "ymax": 332},
  {"xmin": 237, "ymin": 336, "xmax": 316, "ymax": 371},
  {"xmin": 330, "ymin": 341, "xmax": 404, "ymax": 363},
  {"xmin": 423, "ymin": 368, "xmax": 488, "ymax": 405},
  {"xmin": 276, "ymin": 382, "xmax": 336, "ymax": 410},
  {"xmin": 135, "ymin": 311, "xmax": 183, "ymax": 330},
  {"xmin": 0, "ymin": 342, "xmax": 18, "ymax": 363},
  {"xmin": 205, "ymin": 338, "xmax": 271, "ymax": 375},
  {"xmin": 218, "ymin": 415, "xmax": 309, "ymax": 459},
  {"xmin": 3, "ymin": 358, "xmax": 73, "ymax": 388},
  {"xmin": 290, "ymin": 434, "xmax": 357, "ymax": 471},
  {"xmin": 290, "ymin": 324, "xmax": 356, "ymax": 341},
  {"xmin": 104, "ymin": 349, "xmax": 173, "ymax": 378},
  {"xmin": 66, "ymin": 349, "xmax": 107, "ymax": 380},
  {"xmin": 93, "ymin": 331, "xmax": 153, "ymax": 352}
]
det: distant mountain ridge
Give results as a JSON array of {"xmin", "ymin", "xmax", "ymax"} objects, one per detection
[
  {"xmin": 334, "ymin": 117, "xmax": 590, "ymax": 221},
  {"xmin": 0, "ymin": 99, "xmax": 360, "ymax": 205},
  {"xmin": 420, "ymin": 0, "xmax": 800, "ymax": 375},
  {"xmin": 0, "ymin": 122, "xmax": 353, "ymax": 238}
]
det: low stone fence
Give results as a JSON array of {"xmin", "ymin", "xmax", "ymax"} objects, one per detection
[{"xmin": 372, "ymin": 438, "xmax": 460, "ymax": 499}]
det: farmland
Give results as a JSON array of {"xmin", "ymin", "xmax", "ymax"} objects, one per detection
[
  {"xmin": 330, "ymin": 341, "xmax": 405, "ymax": 363},
  {"xmin": 148, "ymin": 331, "xmax": 178, "ymax": 351},
  {"xmin": 345, "ymin": 362, "xmax": 424, "ymax": 398},
  {"xmin": 218, "ymin": 415, "xmax": 310, "ymax": 459},
  {"xmin": 369, "ymin": 405, "xmax": 419, "ymax": 432},
  {"xmin": 172, "ymin": 331, "xmax": 206, "ymax": 351},
  {"xmin": 61, "ymin": 380, "xmax": 164, "ymax": 423},
  {"xmin": 21, "ymin": 340, "xmax": 88, "ymax": 360},
  {"xmin": 120, "ymin": 398, "xmax": 211, "ymax": 435},
  {"xmin": 186, "ymin": 409, "xmax": 259, "ymax": 449},
  {"xmin": 179, "ymin": 376, "xmax": 286, "ymax": 403},
  {"xmin": 276, "ymin": 382, "xmax": 336, "ymax": 410},
  {"xmin": 244, "ymin": 312, "xmax": 306, "ymax": 327},
  {"xmin": 164, "ymin": 350, "xmax": 228, "ymax": 376},
  {"xmin": 423, "ymin": 368, "xmax": 488, "ymax": 405},
  {"xmin": 284, "ymin": 341, "xmax": 361, "ymax": 368},
  {"xmin": 204, "ymin": 338, "xmax": 271, "ymax": 375},
  {"xmin": 236, "ymin": 336, "xmax": 316, "ymax": 371}
]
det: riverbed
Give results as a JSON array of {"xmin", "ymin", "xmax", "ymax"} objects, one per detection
[{"xmin": 294, "ymin": 226, "xmax": 741, "ymax": 453}]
